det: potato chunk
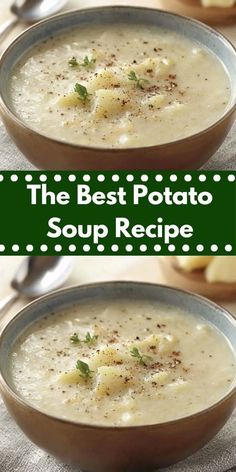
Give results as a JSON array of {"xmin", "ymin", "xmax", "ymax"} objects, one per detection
[
  {"xmin": 129, "ymin": 334, "xmax": 177, "ymax": 355},
  {"xmin": 167, "ymin": 378, "xmax": 189, "ymax": 392},
  {"xmin": 133, "ymin": 57, "xmax": 173, "ymax": 77},
  {"xmin": 89, "ymin": 345, "xmax": 124, "ymax": 369},
  {"xmin": 58, "ymin": 92, "xmax": 84, "ymax": 108},
  {"xmin": 176, "ymin": 256, "xmax": 213, "ymax": 272},
  {"xmin": 88, "ymin": 69, "xmax": 122, "ymax": 91},
  {"xmin": 205, "ymin": 256, "xmax": 236, "ymax": 283},
  {"xmin": 129, "ymin": 334, "xmax": 158, "ymax": 354},
  {"xmin": 201, "ymin": 0, "xmax": 234, "ymax": 6},
  {"xmin": 146, "ymin": 370, "xmax": 171, "ymax": 385},
  {"xmin": 95, "ymin": 366, "xmax": 131, "ymax": 396},
  {"xmin": 164, "ymin": 101, "xmax": 185, "ymax": 114},
  {"xmin": 158, "ymin": 334, "xmax": 178, "ymax": 354},
  {"xmin": 59, "ymin": 369, "xmax": 86, "ymax": 385},
  {"xmin": 93, "ymin": 89, "xmax": 129, "ymax": 118},
  {"xmin": 143, "ymin": 93, "xmax": 166, "ymax": 109}
]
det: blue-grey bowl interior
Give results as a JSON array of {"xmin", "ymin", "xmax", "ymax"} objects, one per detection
[
  {"xmin": 0, "ymin": 282, "xmax": 236, "ymax": 397},
  {"xmin": 1, "ymin": 6, "xmax": 236, "ymax": 119}
]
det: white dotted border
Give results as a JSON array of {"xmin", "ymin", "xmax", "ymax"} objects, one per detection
[
  {"xmin": 0, "ymin": 172, "xmax": 234, "ymax": 183},
  {"xmin": 0, "ymin": 243, "xmax": 233, "ymax": 254}
]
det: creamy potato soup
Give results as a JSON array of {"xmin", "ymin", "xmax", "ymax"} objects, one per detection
[
  {"xmin": 9, "ymin": 25, "xmax": 231, "ymax": 148},
  {"xmin": 10, "ymin": 300, "xmax": 236, "ymax": 426}
]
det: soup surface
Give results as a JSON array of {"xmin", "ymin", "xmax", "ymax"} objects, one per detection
[
  {"xmin": 10, "ymin": 299, "xmax": 236, "ymax": 426},
  {"xmin": 9, "ymin": 24, "xmax": 231, "ymax": 148}
]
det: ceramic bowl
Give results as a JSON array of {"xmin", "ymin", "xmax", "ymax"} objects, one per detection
[
  {"xmin": 0, "ymin": 6, "xmax": 236, "ymax": 170},
  {"xmin": 0, "ymin": 281, "xmax": 236, "ymax": 472}
]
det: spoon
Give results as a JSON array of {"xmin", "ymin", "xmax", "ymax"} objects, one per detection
[
  {"xmin": 0, "ymin": 0, "xmax": 68, "ymax": 44},
  {"xmin": 0, "ymin": 256, "xmax": 74, "ymax": 314}
]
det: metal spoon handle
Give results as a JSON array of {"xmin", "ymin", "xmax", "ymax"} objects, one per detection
[
  {"xmin": 0, "ymin": 292, "xmax": 19, "ymax": 314},
  {"xmin": 0, "ymin": 16, "xmax": 18, "ymax": 44}
]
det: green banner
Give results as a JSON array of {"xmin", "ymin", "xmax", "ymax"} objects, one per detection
[{"xmin": 0, "ymin": 171, "xmax": 235, "ymax": 255}]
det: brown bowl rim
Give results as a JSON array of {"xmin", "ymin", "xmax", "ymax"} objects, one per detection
[
  {"xmin": 0, "ymin": 5, "xmax": 236, "ymax": 154},
  {"xmin": 0, "ymin": 280, "xmax": 235, "ymax": 431}
]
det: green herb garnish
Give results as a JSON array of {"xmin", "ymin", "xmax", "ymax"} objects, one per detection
[
  {"xmin": 128, "ymin": 70, "xmax": 149, "ymax": 89},
  {"xmin": 74, "ymin": 83, "xmax": 92, "ymax": 102},
  {"xmin": 130, "ymin": 347, "xmax": 152, "ymax": 366},
  {"xmin": 70, "ymin": 333, "xmax": 80, "ymax": 344},
  {"xmin": 70, "ymin": 331, "xmax": 98, "ymax": 345},
  {"xmin": 82, "ymin": 55, "xmax": 96, "ymax": 68},
  {"xmin": 83, "ymin": 332, "xmax": 98, "ymax": 345},
  {"xmin": 68, "ymin": 55, "xmax": 96, "ymax": 68},
  {"xmin": 68, "ymin": 56, "xmax": 79, "ymax": 67},
  {"xmin": 76, "ymin": 360, "xmax": 93, "ymax": 379}
]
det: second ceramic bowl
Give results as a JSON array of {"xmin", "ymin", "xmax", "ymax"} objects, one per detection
[{"xmin": 0, "ymin": 282, "xmax": 236, "ymax": 472}]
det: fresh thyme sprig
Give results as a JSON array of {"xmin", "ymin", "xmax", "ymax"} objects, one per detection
[
  {"xmin": 130, "ymin": 347, "xmax": 152, "ymax": 366},
  {"xmin": 81, "ymin": 55, "xmax": 96, "ymax": 68},
  {"xmin": 76, "ymin": 360, "xmax": 93, "ymax": 379},
  {"xmin": 83, "ymin": 332, "xmax": 98, "ymax": 345},
  {"xmin": 68, "ymin": 56, "xmax": 79, "ymax": 67},
  {"xmin": 70, "ymin": 333, "xmax": 80, "ymax": 344},
  {"xmin": 68, "ymin": 55, "xmax": 96, "ymax": 68},
  {"xmin": 128, "ymin": 70, "xmax": 149, "ymax": 89},
  {"xmin": 70, "ymin": 331, "xmax": 98, "ymax": 345},
  {"xmin": 74, "ymin": 83, "xmax": 92, "ymax": 102}
]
